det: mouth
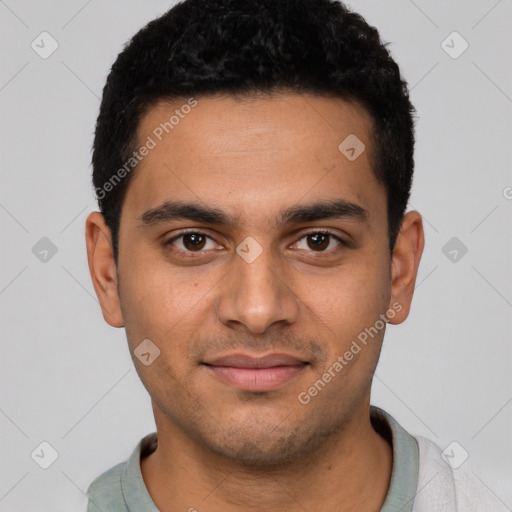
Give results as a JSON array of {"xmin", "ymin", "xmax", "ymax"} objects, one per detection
[{"xmin": 202, "ymin": 353, "xmax": 310, "ymax": 392}]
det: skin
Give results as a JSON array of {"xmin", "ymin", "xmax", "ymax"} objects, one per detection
[{"xmin": 86, "ymin": 92, "xmax": 424, "ymax": 512}]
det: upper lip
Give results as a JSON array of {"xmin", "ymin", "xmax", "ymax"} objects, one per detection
[{"xmin": 203, "ymin": 353, "xmax": 308, "ymax": 369}]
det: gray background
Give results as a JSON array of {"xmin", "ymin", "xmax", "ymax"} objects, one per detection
[{"xmin": 1, "ymin": 0, "xmax": 511, "ymax": 510}]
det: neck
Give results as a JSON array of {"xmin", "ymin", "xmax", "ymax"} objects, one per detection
[{"xmin": 141, "ymin": 405, "xmax": 392, "ymax": 512}]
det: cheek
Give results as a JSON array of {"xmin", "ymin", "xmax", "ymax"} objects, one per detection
[
  {"xmin": 300, "ymin": 258, "xmax": 390, "ymax": 364},
  {"xmin": 314, "ymin": 262, "xmax": 388, "ymax": 319},
  {"xmin": 118, "ymin": 253, "xmax": 216, "ymax": 352}
]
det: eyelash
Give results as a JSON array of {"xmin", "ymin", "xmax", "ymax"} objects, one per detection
[{"xmin": 164, "ymin": 229, "xmax": 346, "ymax": 258}]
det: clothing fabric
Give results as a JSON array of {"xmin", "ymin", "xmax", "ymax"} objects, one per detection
[{"xmin": 86, "ymin": 406, "xmax": 508, "ymax": 511}]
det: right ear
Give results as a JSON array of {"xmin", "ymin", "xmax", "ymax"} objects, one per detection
[{"xmin": 85, "ymin": 212, "xmax": 124, "ymax": 327}]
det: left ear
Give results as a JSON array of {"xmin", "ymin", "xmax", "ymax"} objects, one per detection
[{"xmin": 387, "ymin": 210, "xmax": 425, "ymax": 324}]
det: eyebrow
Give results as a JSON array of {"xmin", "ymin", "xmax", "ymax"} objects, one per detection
[{"xmin": 138, "ymin": 198, "xmax": 368, "ymax": 228}]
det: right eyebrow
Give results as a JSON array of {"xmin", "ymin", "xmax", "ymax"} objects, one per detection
[{"xmin": 138, "ymin": 200, "xmax": 239, "ymax": 227}]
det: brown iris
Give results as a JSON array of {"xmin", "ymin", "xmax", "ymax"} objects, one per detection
[
  {"xmin": 182, "ymin": 233, "xmax": 207, "ymax": 251},
  {"xmin": 306, "ymin": 233, "xmax": 330, "ymax": 251}
]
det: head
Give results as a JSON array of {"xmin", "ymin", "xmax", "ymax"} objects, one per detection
[{"xmin": 86, "ymin": 0, "xmax": 424, "ymax": 466}]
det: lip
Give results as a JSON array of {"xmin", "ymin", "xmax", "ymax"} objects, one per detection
[
  {"xmin": 202, "ymin": 352, "xmax": 309, "ymax": 392},
  {"xmin": 204, "ymin": 353, "xmax": 307, "ymax": 368}
]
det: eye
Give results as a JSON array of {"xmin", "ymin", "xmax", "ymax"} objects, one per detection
[
  {"xmin": 164, "ymin": 229, "xmax": 346, "ymax": 259},
  {"xmin": 165, "ymin": 231, "xmax": 220, "ymax": 256},
  {"xmin": 293, "ymin": 231, "xmax": 344, "ymax": 252}
]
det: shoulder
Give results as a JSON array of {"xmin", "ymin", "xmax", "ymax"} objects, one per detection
[
  {"xmin": 85, "ymin": 432, "xmax": 157, "ymax": 512},
  {"xmin": 413, "ymin": 436, "xmax": 509, "ymax": 512},
  {"xmin": 86, "ymin": 461, "xmax": 127, "ymax": 512}
]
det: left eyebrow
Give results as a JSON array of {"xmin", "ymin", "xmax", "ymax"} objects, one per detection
[
  {"xmin": 137, "ymin": 198, "xmax": 369, "ymax": 228},
  {"xmin": 277, "ymin": 198, "xmax": 368, "ymax": 227}
]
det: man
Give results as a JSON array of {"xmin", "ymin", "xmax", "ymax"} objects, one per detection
[{"xmin": 84, "ymin": 0, "xmax": 506, "ymax": 510}]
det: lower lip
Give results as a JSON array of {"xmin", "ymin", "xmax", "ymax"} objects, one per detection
[{"xmin": 204, "ymin": 364, "xmax": 307, "ymax": 392}]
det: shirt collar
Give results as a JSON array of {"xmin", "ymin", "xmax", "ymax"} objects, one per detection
[
  {"xmin": 120, "ymin": 406, "xmax": 419, "ymax": 511},
  {"xmin": 371, "ymin": 405, "xmax": 420, "ymax": 512}
]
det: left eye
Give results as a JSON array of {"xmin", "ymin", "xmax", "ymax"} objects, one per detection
[{"xmin": 294, "ymin": 232, "xmax": 343, "ymax": 252}]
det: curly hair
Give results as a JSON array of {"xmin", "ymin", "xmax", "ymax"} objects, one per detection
[{"xmin": 92, "ymin": 0, "xmax": 416, "ymax": 264}]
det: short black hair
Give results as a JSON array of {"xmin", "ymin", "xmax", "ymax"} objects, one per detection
[{"xmin": 92, "ymin": 0, "xmax": 416, "ymax": 264}]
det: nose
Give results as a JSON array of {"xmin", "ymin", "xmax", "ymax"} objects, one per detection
[{"xmin": 214, "ymin": 240, "xmax": 301, "ymax": 335}]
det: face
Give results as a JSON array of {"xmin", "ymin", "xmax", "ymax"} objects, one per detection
[{"xmin": 86, "ymin": 92, "xmax": 424, "ymax": 466}]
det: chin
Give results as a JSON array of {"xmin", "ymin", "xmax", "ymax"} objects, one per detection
[
  {"xmin": 203, "ymin": 420, "xmax": 336, "ymax": 469},
  {"xmin": 211, "ymin": 437, "xmax": 301, "ymax": 468}
]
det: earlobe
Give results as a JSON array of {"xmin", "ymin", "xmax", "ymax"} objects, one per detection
[
  {"xmin": 387, "ymin": 211, "xmax": 425, "ymax": 325},
  {"xmin": 85, "ymin": 212, "xmax": 124, "ymax": 328}
]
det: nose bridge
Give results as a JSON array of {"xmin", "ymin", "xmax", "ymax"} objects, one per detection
[{"xmin": 215, "ymin": 237, "xmax": 300, "ymax": 333}]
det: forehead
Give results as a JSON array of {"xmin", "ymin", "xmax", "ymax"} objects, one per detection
[
  {"xmin": 122, "ymin": 92, "xmax": 385, "ymax": 229},
  {"xmin": 139, "ymin": 92, "xmax": 375, "ymax": 155}
]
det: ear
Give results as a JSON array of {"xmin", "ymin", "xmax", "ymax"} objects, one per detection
[
  {"xmin": 387, "ymin": 210, "xmax": 425, "ymax": 325},
  {"xmin": 85, "ymin": 212, "xmax": 124, "ymax": 327}
]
